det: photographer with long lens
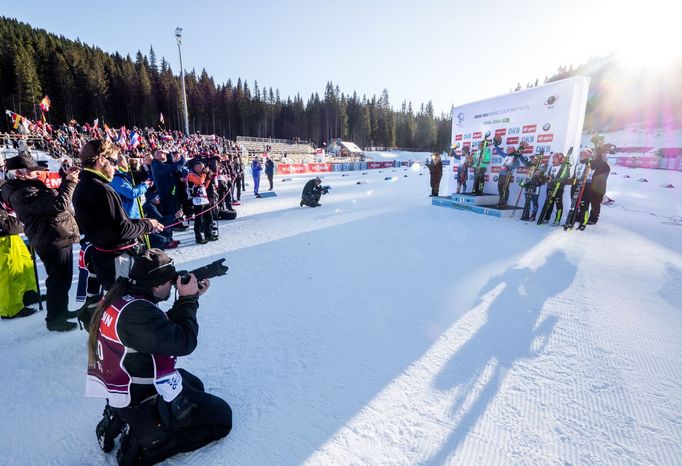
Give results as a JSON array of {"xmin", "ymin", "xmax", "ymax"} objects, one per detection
[
  {"xmin": 300, "ymin": 176, "xmax": 328, "ymax": 207},
  {"xmin": 86, "ymin": 248, "xmax": 231, "ymax": 465}
]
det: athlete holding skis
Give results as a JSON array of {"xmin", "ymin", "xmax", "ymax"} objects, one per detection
[
  {"xmin": 538, "ymin": 151, "xmax": 572, "ymax": 225},
  {"xmin": 518, "ymin": 154, "xmax": 546, "ymax": 221},
  {"xmin": 493, "ymin": 139, "xmax": 530, "ymax": 208},
  {"xmin": 563, "ymin": 148, "xmax": 592, "ymax": 230},
  {"xmin": 472, "ymin": 134, "xmax": 491, "ymax": 194},
  {"xmin": 456, "ymin": 148, "xmax": 473, "ymax": 193}
]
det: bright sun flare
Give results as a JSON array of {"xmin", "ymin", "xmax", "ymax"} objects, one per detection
[{"xmin": 606, "ymin": 1, "xmax": 682, "ymax": 70}]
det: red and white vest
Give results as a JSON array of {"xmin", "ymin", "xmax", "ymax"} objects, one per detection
[{"xmin": 85, "ymin": 294, "xmax": 183, "ymax": 408}]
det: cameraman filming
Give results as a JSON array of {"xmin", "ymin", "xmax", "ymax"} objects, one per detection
[
  {"xmin": 86, "ymin": 249, "xmax": 232, "ymax": 465},
  {"xmin": 300, "ymin": 176, "xmax": 327, "ymax": 207}
]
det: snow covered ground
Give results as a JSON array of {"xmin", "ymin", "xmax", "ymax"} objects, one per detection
[{"xmin": 1, "ymin": 165, "xmax": 681, "ymax": 465}]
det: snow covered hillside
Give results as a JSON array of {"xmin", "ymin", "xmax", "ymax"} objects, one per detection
[{"xmin": 1, "ymin": 165, "xmax": 681, "ymax": 465}]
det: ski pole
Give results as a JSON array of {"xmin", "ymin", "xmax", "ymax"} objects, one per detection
[
  {"xmin": 510, "ymin": 177, "xmax": 524, "ymax": 218},
  {"xmin": 30, "ymin": 245, "xmax": 43, "ymax": 311},
  {"xmin": 130, "ymin": 168, "xmax": 151, "ymax": 249}
]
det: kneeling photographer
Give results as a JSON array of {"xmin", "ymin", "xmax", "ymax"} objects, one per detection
[
  {"xmin": 300, "ymin": 176, "xmax": 329, "ymax": 207},
  {"xmin": 86, "ymin": 249, "xmax": 231, "ymax": 465}
]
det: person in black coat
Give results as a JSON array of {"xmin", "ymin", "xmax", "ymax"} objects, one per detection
[
  {"xmin": 86, "ymin": 249, "xmax": 231, "ymax": 465},
  {"xmin": 1, "ymin": 153, "xmax": 81, "ymax": 331},
  {"xmin": 300, "ymin": 177, "xmax": 325, "ymax": 207},
  {"xmin": 428, "ymin": 153, "xmax": 443, "ymax": 197},
  {"xmin": 232, "ymin": 156, "xmax": 244, "ymax": 202},
  {"xmin": 264, "ymin": 157, "xmax": 275, "ymax": 191},
  {"xmin": 73, "ymin": 139, "xmax": 164, "ymax": 292},
  {"xmin": 587, "ymin": 147, "xmax": 611, "ymax": 225}
]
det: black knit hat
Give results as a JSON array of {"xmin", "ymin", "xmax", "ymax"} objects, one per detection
[
  {"xmin": 129, "ymin": 249, "xmax": 177, "ymax": 288},
  {"xmin": 5, "ymin": 153, "xmax": 48, "ymax": 171}
]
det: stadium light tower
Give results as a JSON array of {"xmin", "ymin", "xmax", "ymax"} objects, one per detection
[{"xmin": 175, "ymin": 27, "xmax": 190, "ymax": 135}]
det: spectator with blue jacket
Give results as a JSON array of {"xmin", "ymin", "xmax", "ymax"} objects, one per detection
[
  {"xmin": 109, "ymin": 154, "xmax": 152, "ymax": 219},
  {"xmin": 251, "ymin": 157, "xmax": 262, "ymax": 197},
  {"xmin": 151, "ymin": 149, "xmax": 186, "ymax": 216}
]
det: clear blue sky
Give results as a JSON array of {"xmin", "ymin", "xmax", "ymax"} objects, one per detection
[{"xmin": 2, "ymin": 0, "xmax": 672, "ymax": 115}]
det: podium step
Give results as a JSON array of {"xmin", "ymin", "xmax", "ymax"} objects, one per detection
[
  {"xmin": 450, "ymin": 193, "xmax": 499, "ymax": 205},
  {"xmin": 432, "ymin": 197, "xmax": 520, "ymax": 218}
]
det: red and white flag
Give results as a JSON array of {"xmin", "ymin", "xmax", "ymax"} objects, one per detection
[{"xmin": 39, "ymin": 95, "xmax": 51, "ymax": 112}]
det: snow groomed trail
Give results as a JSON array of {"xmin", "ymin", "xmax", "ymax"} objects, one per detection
[{"xmin": 0, "ymin": 165, "xmax": 680, "ymax": 465}]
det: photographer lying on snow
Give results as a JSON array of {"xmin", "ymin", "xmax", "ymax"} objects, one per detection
[
  {"xmin": 86, "ymin": 249, "xmax": 231, "ymax": 465},
  {"xmin": 299, "ymin": 176, "xmax": 329, "ymax": 207}
]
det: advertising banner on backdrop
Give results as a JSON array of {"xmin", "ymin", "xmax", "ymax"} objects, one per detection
[
  {"xmin": 367, "ymin": 161, "xmax": 395, "ymax": 169},
  {"xmin": 615, "ymin": 157, "xmax": 662, "ymax": 169},
  {"xmin": 448, "ymin": 77, "xmax": 590, "ymax": 204},
  {"xmin": 276, "ymin": 163, "xmax": 333, "ymax": 175}
]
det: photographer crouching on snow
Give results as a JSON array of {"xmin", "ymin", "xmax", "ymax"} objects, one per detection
[
  {"xmin": 86, "ymin": 249, "xmax": 232, "ymax": 465},
  {"xmin": 299, "ymin": 176, "xmax": 328, "ymax": 207}
]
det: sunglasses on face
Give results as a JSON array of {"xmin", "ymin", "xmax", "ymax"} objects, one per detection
[{"xmin": 103, "ymin": 156, "xmax": 118, "ymax": 165}]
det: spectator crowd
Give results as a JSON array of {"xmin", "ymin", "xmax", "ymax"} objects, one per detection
[
  {"xmin": 0, "ymin": 118, "xmax": 282, "ymax": 328},
  {"xmin": 0, "ymin": 118, "xmax": 252, "ymax": 464}
]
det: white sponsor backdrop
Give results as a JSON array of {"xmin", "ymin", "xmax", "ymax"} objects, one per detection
[{"xmin": 447, "ymin": 77, "xmax": 590, "ymax": 207}]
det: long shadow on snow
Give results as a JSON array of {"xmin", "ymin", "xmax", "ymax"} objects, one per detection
[
  {"xmin": 660, "ymin": 262, "xmax": 682, "ymax": 311},
  {"xmin": 426, "ymin": 250, "xmax": 576, "ymax": 464},
  {"xmin": 179, "ymin": 207, "xmax": 547, "ymax": 465}
]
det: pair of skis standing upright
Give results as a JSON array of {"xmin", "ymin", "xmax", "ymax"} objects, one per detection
[
  {"xmin": 468, "ymin": 133, "xmax": 594, "ymax": 231},
  {"xmin": 535, "ymin": 147, "xmax": 594, "ymax": 231}
]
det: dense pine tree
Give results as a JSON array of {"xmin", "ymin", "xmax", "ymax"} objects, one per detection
[{"xmin": 0, "ymin": 16, "xmax": 453, "ymax": 150}]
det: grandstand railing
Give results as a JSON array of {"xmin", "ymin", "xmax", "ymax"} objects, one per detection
[
  {"xmin": 237, "ymin": 136, "xmax": 313, "ymax": 146},
  {"xmin": 364, "ymin": 146, "xmax": 433, "ymax": 153},
  {"xmin": 1, "ymin": 132, "xmax": 68, "ymax": 160}
]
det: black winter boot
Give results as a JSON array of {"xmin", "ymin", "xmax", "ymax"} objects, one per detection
[
  {"xmin": 117, "ymin": 425, "xmax": 143, "ymax": 466},
  {"xmin": 77, "ymin": 295, "xmax": 101, "ymax": 331},
  {"xmin": 97, "ymin": 403, "xmax": 125, "ymax": 453}
]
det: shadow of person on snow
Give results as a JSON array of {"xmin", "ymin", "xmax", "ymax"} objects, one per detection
[
  {"xmin": 659, "ymin": 262, "xmax": 682, "ymax": 311},
  {"xmin": 427, "ymin": 249, "xmax": 576, "ymax": 464}
]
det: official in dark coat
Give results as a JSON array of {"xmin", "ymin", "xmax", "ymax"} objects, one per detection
[
  {"xmin": 264, "ymin": 157, "xmax": 275, "ymax": 191},
  {"xmin": 587, "ymin": 148, "xmax": 611, "ymax": 225},
  {"xmin": 1, "ymin": 153, "xmax": 80, "ymax": 331},
  {"xmin": 428, "ymin": 153, "xmax": 443, "ymax": 197}
]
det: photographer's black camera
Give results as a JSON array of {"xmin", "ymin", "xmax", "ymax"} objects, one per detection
[{"xmin": 177, "ymin": 258, "xmax": 229, "ymax": 285}]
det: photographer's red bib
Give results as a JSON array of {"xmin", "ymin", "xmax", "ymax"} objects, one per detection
[{"xmin": 85, "ymin": 294, "xmax": 183, "ymax": 408}]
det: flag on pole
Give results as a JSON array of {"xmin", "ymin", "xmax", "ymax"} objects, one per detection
[
  {"xmin": 159, "ymin": 112, "xmax": 165, "ymax": 124},
  {"xmin": 129, "ymin": 131, "xmax": 140, "ymax": 148},
  {"xmin": 118, "ymin": 126, "xmax": 127, "ymax": 143},
  {"xmin": 5, "ymin": 110, "xmax": 29, "ymax": 130},
  {"xmin": 103, "ymin": 124, "xmax": 113, "ymax": 140},
  {"xmin": 39, "ymin": 96, "xmax": 51, "ymax": 112},
  {"xmin": 93, "ymin": 118, "xmax": 99, "ymax": 130}
]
